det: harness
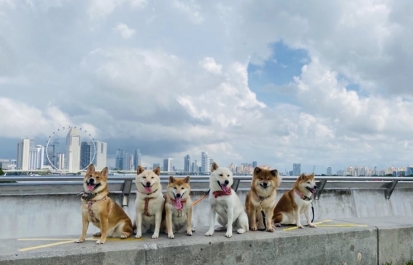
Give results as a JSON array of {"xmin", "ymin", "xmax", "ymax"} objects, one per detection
[
  {"xmin": 254, "ymin": 191, "xmax": 271, "ymax": 231},
  {"xmin": 79, "ymin": 193, "xmax": 109, "ymax": 223},
  {"xmin": 139, "ymin": 189, "xmax": 158, "ymax": 217}
]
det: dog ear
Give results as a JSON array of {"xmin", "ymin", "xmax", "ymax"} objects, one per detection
[
  {"xmin": 270, "ymin": 169, "xmax": 278, "ymax": 177},
  {"xmin": 153, "ymin": 166, "xmax": 161, "ymax": 176},
  {"xmin": 169, "ymin": 176, "xmax": 175, "ymax": 184},
  {"xmin": 87, "ymin": 164, "xmax": 95, "ymax": 173},
  {"xmin": 299, "ymin": 173, "xmax": 305, "ymax": 179},
  {"xmin": 254, "ymin": 167, "xmax": 262, "ymax": 175},
  {"xmin": 137, "ymin": 165, "xmax": 144, "ymax": 175},
  {"xmin": 183, "ymin": 176, "xmax": 190, "ymax": 183},
  {"xmin": 211, "ymin": 162, "xmax": 219, "ymax": 172},
  {"xmin": 101, "ymin": 167, "xmax": 109, "ymax": 177}
]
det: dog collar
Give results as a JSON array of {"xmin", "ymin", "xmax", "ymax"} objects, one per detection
[
  {"xmin": 138, "ymin": 188, "xmax": 158, "ymax": 196},
  {"xmin": 295, "ymin": 189, "xmax": 312, "ymax": 201},
  {"xmin": 212, "ymin": 189, "xmax": 232, "ymax": 198},
  {"xmin": 78, "ymin": 190, "xmax": 105, "ymax": 201}
]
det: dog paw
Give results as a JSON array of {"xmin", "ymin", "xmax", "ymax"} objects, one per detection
[
  {"xmin": 267, "ymin": 227, "xmax": 275, "ymax": 232},
  {"xmin": 93, "ymin": 232, "xmax": 101, "ymax": 237},
  {"xmin": 96, "ymin": 240, "xmax": 105, "ymax": 244},
  {"xmin": 297, "ymin": 224, "xmax": 304, "ymax": 229},
  {"xmin": 250, "ymin": 226, "xmax": 258, "ymax": 231},
  {"xmin": 225, "ymin": 231, "xmax": 233, "ymax": 238},
  {"xmin": 308, "ymin": 223, "xmax": 317, "ymax": 228},
  {"xmin": 275, "ymin": 223, "xmax": 281, "ymax": 227},
  {"xmin": 187, "ymin": 230, "xmax": 193, "ymax": 236},
  {"xmin": 168, "ymin": 233, "xmax": 174, "ymax": 239},
  {"xmin": 205, "ymin": 230, "xmax": 214, "ymax": 236},
  {"xmin": 151, "ymin": 234, "xmax": 159, "ymax": 239},
  {"xmin": 120, "ymin": 234, "xmax": 128, "ymax": 239},
  {"xmin": 74, "ymin": 239, "xmax": 84, "ymax": 243},
  {"xmin": 135, "ymin": 234, "xmax": 142, "ymax": 239},
  {"xmin": 237, "ymin": 228, "xmax": 245, "ymax": 234}
]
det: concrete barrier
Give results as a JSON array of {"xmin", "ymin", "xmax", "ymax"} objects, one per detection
[{"xmin": 1, "ymin": 217, "xmax": 413, "ymax": 265}]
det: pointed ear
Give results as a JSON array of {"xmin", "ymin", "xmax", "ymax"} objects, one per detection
[
  {"xmin": 299, "ymin": 173, "xmax": 305, "ymax": 179},
  {"xmin": 137, "ymin": 165, "xmax": 144, "ymax": 174},
  {"xmin": 101, "ymin": 167, "xmax": 108, "ymax": 177},
  {"xmin": 310, "ymin": 172, "xmax": 315, "ymax": 178},
  {"xmin": 227, "ymin": 163, "xmax": 233, "ymax": 169},
  {"xmin": 153, "ymin": 166, "xmax": 161, "ymax": 176},
  {"xmin": 211, "ymin": 162, "xmax": 219, "ymax": 172},
  {"xmin": 270, "ymin": 169, "xmax": 278, "ymax": 177},
  {"xmin": 169, "ymin": 176, "xmax": 175, "ymax": 184},
  {"xmin": 87, "ymin": 164, "xmax": 95, "ymax": 173},
  {"xmin": 184, "ymin": 176, "xmax": 190, "ymax": 183},
  {"xmin": 254, "ymin": 167, "xmax": 262, "ymax": 175}
]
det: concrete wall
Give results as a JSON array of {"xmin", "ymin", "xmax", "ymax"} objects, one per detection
[{"xmin": 2, "ymin": 189, "xmax": 413, "ymax": 239}]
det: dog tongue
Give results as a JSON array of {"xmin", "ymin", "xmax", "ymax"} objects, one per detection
[
  {"xmin": 174, "ymin": 197, "xmax": 182, "ymax": 209},
  {"xmin": 311, "ymin": 189, "xmax": 317, "ymax": 194},
  {"xmin": 87, "ymin": 185, "xmax": 94, "ymax": 192},
  {"xmin": 144, "ymin": 186, "xmax": 151, "ymax": 193},
  {"xmin": 222, "ymin": 186, "xmax": 231, "ymax": 193}
]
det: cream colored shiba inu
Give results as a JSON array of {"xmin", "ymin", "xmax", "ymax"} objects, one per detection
[
  {"xmin": 205, "ymin": 162, "xmax": 249, "ymax": 238},
  {"xmin": 245, "ymin": 167, "xmax": 280, "ymax": 232},
  {"xmin": 273, "ymin": 173, "xmax": 317, "ymax": 228},
  {"xmin": 163, "ymin": 176, "xmax": 193, "ymax": 239},
  {"xmin": 75, "ymin": 164, "xmax": 133, "ymax": 244},
  {"xmin": 134, "ymin": 166, "xmax": 164, "ymax": 239}
]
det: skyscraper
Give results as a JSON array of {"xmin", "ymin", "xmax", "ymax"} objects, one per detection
[
  {"xmin": 65, "ymin": 127, "xmax": 81, "ymax": 172},
  {"xmin": 201, "ymin": 152, "xmax": 210, "ymax": 173},
  {"xmin": 94, "ymin": 141, "xmax": 107, "ymax": 171},
  {"xmin": 134, "ymin": 149, "xmax": 142, "ymax": 169},
  {"xmin": 293, "ymin": 163, "xmax": 301, "ymax": 176},
  {"xmin": 35, "ymin": 145, "xmax": 45, "ymax": 169},
  {"xmin": 252, "ymin": 161, "xmax": 258, "ymax": 168},
  {"xmin": 115, "ymin": 149, "xmax": 125, "ymax": 170},
  {"xmin": 184, "ymin": 155, "xmax": 190, "ymax": 172},
  {"xmin": 191, "ymin": 160, "xmax": 198, "ymax": 173},
  {"xmin": 80, "ymin": 142, "xmax": 92, "ymax": 170},
  {"xmin": 163, "ymin": 158, "xmax": 173, "ymax": 172},
  {"xmin": 17, "ymin": 139, "xmax": 32, "ymax": 170},
  {"xmin": 326, "ymin": 167, "xmax": 332, "ymax": 175}
]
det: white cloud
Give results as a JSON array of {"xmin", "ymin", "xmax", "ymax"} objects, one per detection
[
  {"xmin": 199, "ymin": 57, "xmax": 222, "ymax": 75},
  {"xmin": 113, "ymin": 23, "xmax": 136, "ymax": 39}
]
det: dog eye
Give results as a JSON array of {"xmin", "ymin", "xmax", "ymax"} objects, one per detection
[
  {"xmin": 219, "ymin": 174, "xmax": 223, "ymax": 177},
  {"xmin": 181, "ymin": 187, "xmax": 184, "ymax": 190},
  {"xmin": 151, "ymin": 177, "xmax": 154, "ymax": 179},
  {"xmin": 307, "ymin": 181, "xmax": 310, "ymax": 184},
  {"xmin": 143, "ymin": 176, "xmax": 146, "ymax": 179},
  {"xmin": 174, "ymin": 187, "xmax": 177, "ymax": 189}
]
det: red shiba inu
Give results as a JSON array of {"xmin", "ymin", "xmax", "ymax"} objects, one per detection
[
  {"xmin": 163, "ymin": 176, "xmax": 193, "ymax": 239},
  {"xmin": 273, "ymin": 173, "xmax": 317, "ymax": 228},
  {"xmin": 245, "ymin": 167, "xmax": 280, "ymax": 232},
  {"xmin": 75, "ymin": 164, "xmax": 133, "ymax": 244}
]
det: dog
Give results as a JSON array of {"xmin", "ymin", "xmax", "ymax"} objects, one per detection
[
  {"xmin": 75, "ymin": 164, "xmax": 133, "ymax": 244},
  {"xmin": 245, "ymin": 167, "xmax": 280, "ymax": 232},
  {"xmin": 134, "ymin": 165, "xmax": 164, "ymax": 239},
  {"xmin": 272, "ymin": 173, "xmax": 317, "ymax": 228},
  {"xmin": 205, "ymin": 162, "xmax": 249, "ymax": 238},
  {"xmin": 162, "ymin": 176, "xmax": 193, "ymax": 239}
]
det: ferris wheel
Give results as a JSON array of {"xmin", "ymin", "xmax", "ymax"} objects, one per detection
[{"xmin": 45, "ymin": 126, "xmax": 96, "ymax": 172}]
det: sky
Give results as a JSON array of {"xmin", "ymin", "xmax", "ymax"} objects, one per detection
[{"xmin": 1, "ymin": 0, "xmax": 413, "ymax": 174}]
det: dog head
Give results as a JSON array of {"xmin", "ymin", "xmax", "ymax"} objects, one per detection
[
  {"xmin": 295, "ymin": 173, "xmax": 317, "ymax": 194},
  {"xmin": 252, "ymin": 167, "xmax": 280, "ymax": 191},
  {"xmin": 136, "ymin": 165, "xmax": 161, "ymax": 194},
  {"xmin": 83, "ymin": 164, "xmax": 108, "ymax": 194},
  {"xmin": 167, "ymin": 176, "xmax": 190, "ymax": 209},
  {"xmin": 210, "ymin": 162, "xmax": 233, "ymax": 193}
]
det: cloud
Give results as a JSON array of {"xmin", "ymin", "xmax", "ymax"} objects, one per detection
[{"xmin": 114, "ymin": 23, "xmax": 136, "ymax": 39}]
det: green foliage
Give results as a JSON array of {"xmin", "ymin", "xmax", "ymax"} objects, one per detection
[{"xmin": 0, "ymin": 168, "xmax": 4, "ymax": 176}]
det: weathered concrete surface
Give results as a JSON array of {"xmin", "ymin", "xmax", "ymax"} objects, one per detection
[
  {"xmin": 0, "ymin": 220, "xmax": 377, "ymax": 265},
  {"xmin": 338, "ymin": 216, "xmax": 413, "ymax": 265}
]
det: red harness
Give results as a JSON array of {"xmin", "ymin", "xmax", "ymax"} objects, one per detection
[
  {"xmin": 212, "ymin": 189, "xmax": 232, "ymax": 198},
  {"xmin": 85, "ymin": 196, "xmax": 108, "ymax": 223},
  {"xmin": 144, "ymin": 197, "xmax": 154, "ymax": 217}
]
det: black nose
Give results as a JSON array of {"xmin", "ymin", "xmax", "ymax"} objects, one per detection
[
  {"xmin": 146, "ymin": 182, "xmax": 151, "ymax": 187},
  {"xmin": 89, "ymin": 178, "xmax": 94, "ymax": 184},
  {"xmin": 262, "ymin": 182, "xmax": 268, "ymax": 187},
  {"xmin": 224, "ymin": 180, "xmax": 229, "ymax": 185},
  {"xmin": 314, "ymin": 185, "xmax": 317, "ymax": 189},
  {"xmin": 176, "ymin": 193, "xmax": 181, "ymax": 198}
]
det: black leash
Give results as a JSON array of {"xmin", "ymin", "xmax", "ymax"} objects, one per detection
[{"xmin": 311, "ymin": 202, "xmax": 315, "ymax": 223}]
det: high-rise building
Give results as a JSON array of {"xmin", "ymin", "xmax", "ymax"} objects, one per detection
[
  {"xmin": 94, "ymin": 141, "xmax": 107, "ymax": 170},
  {"xmin": 115, "ymin": 149, "xmax": 125, "ymax": 170},
  {"xmin": 252, "ymin": 161, "xmax": 258, "ymax": 168},
  {"xmin": 293, "ymin": 163, "xmax": 301, "ymax": 176},
  {"xmin": 35, "ymin": 145, "xmax": 45, "ymax": 169},
  {"xmin": 163, "ymin": 158, "xmax": 173, "ymax": 172},
  {"xmin": 65, "ymin": 127, "xmax": 81, "ymax": 172},
  {"xmin": 80, "ymin": 142, "xmax": 92, "ymax": 170},
  {"xmin": 134, "ymin": 149, "xmax": 142, "ymax": 170},
  {"xmin": 57, "ymin": 153, "xmax": 65, "ymax": 169},
  {"xmin": 184, "ymin": 155, "xmax": 190, "ymax": 172},
  {"xmin": 201, "ymin": 152, "xmax": 210, "ymax": 173},
  {"xmin": 125, "ymin": 153, "xmax": 133, "ymax": 171},
  {"xmin": 326, "ymin": 167, "xmax": 332, "ymax": 175},
  {"xmin": 17, "ymin": 139, "xmax": 32, "ymax": 170},
  {"xmin": 191, "ymin": 160, "xmax": 198, "ymax": 173}
]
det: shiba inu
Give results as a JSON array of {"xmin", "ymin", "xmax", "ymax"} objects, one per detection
[
  {"xmin": 272, "ymin": 173, "xmax": 317, "ymax": 228},
  {"xmin": 163, "ymin": 176, "xmax": 193, "ymax": 239},
  {"xmin": 134, "ymin": 166, "xmax": 164, "ymax": 239},
  {"xmin": 75, "ymin": 164, "xmax": 133, "ymax": 244},
  {"xmin": 245, "ymin": 167, "xmax": 280, "ymax": 232},
  {"xmin": 205, "ymin": 162, "xmax": 249, "ymax": 238}
]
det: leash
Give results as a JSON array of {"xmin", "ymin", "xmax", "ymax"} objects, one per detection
[
  {"xmin": 311, "ymin": 202, "xmax": 315, "ymax": 223},
  {"xmin": 192, "ymin": 189, "xmax": 210, "ymax": 206}
]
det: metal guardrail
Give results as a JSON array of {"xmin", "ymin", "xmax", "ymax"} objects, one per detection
[{"xmin": 1, "ymin": 176, "xmax": 413, "ymax": 206}]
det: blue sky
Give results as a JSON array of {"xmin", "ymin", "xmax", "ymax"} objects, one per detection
[{"xmin": 1, "ymin": 0, "xmax": 413, "ymax": 175}]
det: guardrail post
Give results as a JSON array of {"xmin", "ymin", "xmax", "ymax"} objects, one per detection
[
  {"xmin": 315, "ymin": 180, "xmax": 327, "ymax": 200},
  {"xmin": 121, "ymin": 179, "xmax": 133, "ymax": 207},
  {"xmin": 232, "ymin": 179, "xmax": 240, "ymax": 192},
  {"xmin": 384, "ymin": 180, "xmax": 398, "ymax": 199}
]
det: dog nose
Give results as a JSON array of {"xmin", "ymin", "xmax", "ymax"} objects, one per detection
[
  {"xmin": 89, "ymin": 178, "xmax": 94, "ymax": 184},
  {"xmin": 314, "ymin": 185, "xmax": 317, "ymax": 189},
  {"xmin": 176, "ymin": 193, "xmax": 181, "ymax": 198},
  {"xmin": 146, "ymin": 182, "xmax": 151, "ymax": 186},
  {"xmin": 262, "ymin": 182, "xmax": 268, "ymax": 187},
  {"xmin": 224, "ymin": 180, "xmax": 229, "ymax": 185}
]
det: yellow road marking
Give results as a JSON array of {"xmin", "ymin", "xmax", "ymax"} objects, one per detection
[
  {"xmin": 18, "ymin": 236, "xmax": 143, "ymax": 252},
  {"xmin": 317, "ymin": 224, "xmax": 368, "ymax": 227},
  {"xmin": 282, "ymin": 220, "xmax": 328, "ymax": 231}
]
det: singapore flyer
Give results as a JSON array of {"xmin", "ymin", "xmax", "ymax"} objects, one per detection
[{"xmin": 45, "ymin": 126, "xmax": 96, "ymax": 173}]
